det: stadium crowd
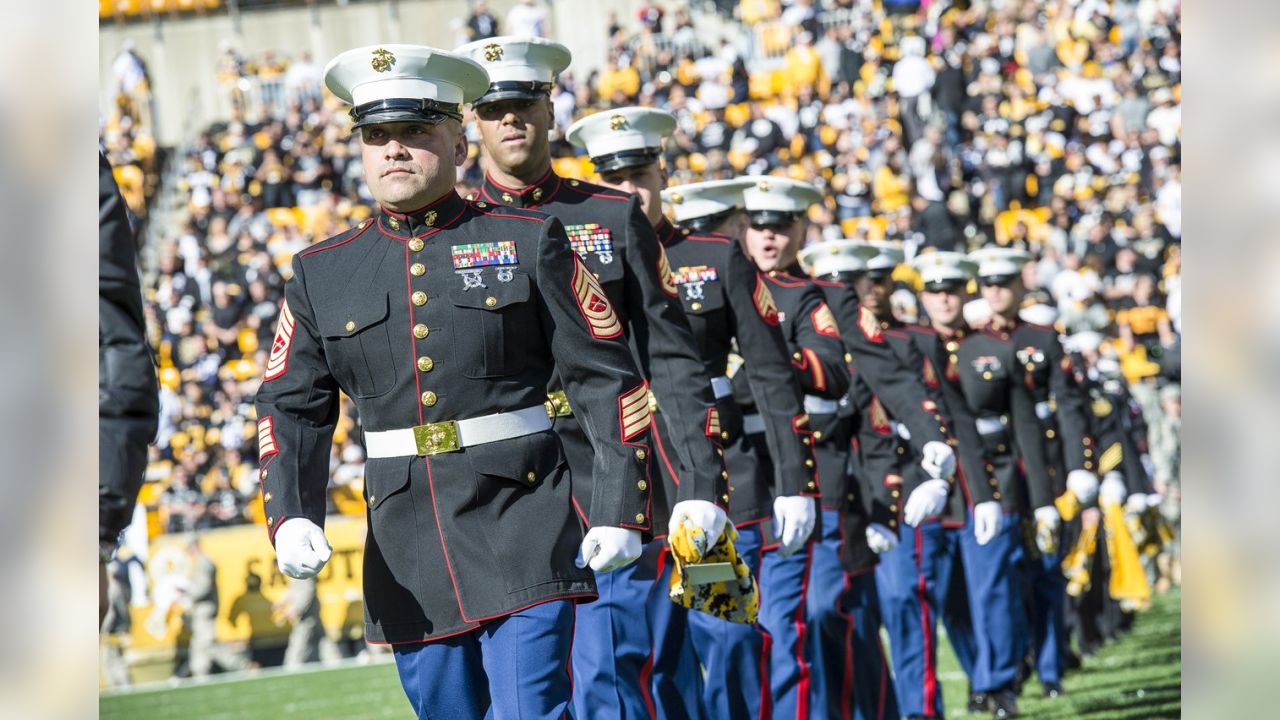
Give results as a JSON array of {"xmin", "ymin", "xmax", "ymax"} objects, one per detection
[{"xmin": 102, "ymin": 0, "xmax": 1181, "ymax": 682}]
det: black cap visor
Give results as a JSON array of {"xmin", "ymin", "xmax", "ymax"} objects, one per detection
[
  {"xmin": 592, "ymin": 148, "xmax": 662, "ymax": 174},
  {"xmin": 350, "ymin": 98, "xmax": 463, "ymax": 129},
  {"xmin": 473, "ymin": 81, "xmax": 553, "ymax": 107},
  {"xmin": 680, "ymin": 206, "xmax": 741, "ymax": 234},
  {"xmin": 747, "ymin": 210, "xmax": 802, "ymax": 229}
]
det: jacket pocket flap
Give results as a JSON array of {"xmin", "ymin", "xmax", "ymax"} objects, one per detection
[
  {"xmin": 449, "ymin": 272, "xmax": 530, "ymax": 310},
  {"xmin": 319, "ymin": 293, "xmax": 391, "ymax": 338}
]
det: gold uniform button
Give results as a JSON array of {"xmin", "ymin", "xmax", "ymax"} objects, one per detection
[
  {"xmin": 993, "ymin": 492, "xmax": 1002, "ymax": 500},
  {"xmin": 1026, "ymin": 363, "xmax": 1036, "ymax": 371},
  {"xmin": 897, "ymin": 447, "xmax": 905, "ymax": 455},
  {"xmin": 889, "ymin": 504, "xmax": 898, "ymax": 512},
  {"xmin": 345, "ymin": 320, "xmax": 356, "ymax": 332},
  {"xmin": 475, "ymin": 201, "xmax": 488, "ymax": 208},
  {"xmin": 421, "ymin": 391, "xmax": 437, "ymax": 406},
  {"xmin": 1046, "ymin": 429, "xmax": 1056, "ymax": 439},
  {"xmin": 638, "ymin": 480, "xmax": 648, "ymax": 491},
  {"xmin": 946, "ymin": 341, "xmax": 959, "ymax": 352},
  {"xmin": 502, "ymin": 193, "xmax": 514, "ymax": 203},
  {"xmin": 997, "ymin": 444, "xmax": 1007, "ymax": 453},
  {"xmin": 813, "ymin": 431, "xmax": 823, "ymax": 440},
  {"xmin": 844, "ymin": 353, "xmax": 852, "ymax": 363},
  {"xmin": 1084, "ymin": 462, "xmax": 1094, "ymax": 470},
  {"xmin": 527, "ymin": 472, "xmax": 537, "ymax": 483},
  {"xmin": 891, "ymin": 490, "xmax": 900, "ymax": 497},
  {"xmin": 691, "ymin": 302, "xmax": 703, "ymax": 311},
  {"xmin": 722, "ymin": 494, "xmax": 730, "ymax": 503},
  {"xmin": 716, "ymin": 448, "xmax": 724, "ymax": 457},
  {"xmin": 263, "ymin": 492, "xmax": 272, "ymax": 502},
  {"xmin": 805, "ymin": 459, "xmax": 815, "ymax": 468},
  {"xmin": 413, "ymin": 324, "xmax": 429, "ymax": 339},
  {"xmin": 409, "ymin": 238, "xmax": 425, "ymax": 252},
  {"xmin": 983, "ymin": 371, "xmax": 993, "ymax": 380},
  {"xmin": 412, "ymin": 291, "xmax": 429, "ymax": 306},
  {"xmin": 986, "ymin": 464, "xmax": 994, "ymax": 472},
  {"xmin": 417, "ymin": 356, "xmax": 434, "ymax": 372},
  {"xmin": 268, "ymin": 516, "xmax": 274, "ymax": 525},
  {"xmin": 485, "ymin": 296, "xmax": 498, "ymax": 308},
  {"xmin": 569, "ymin": 180, "xmax": 580, "ymax": 186},
  {"xmin": 807, "ymin": 481, "xmax": 817, "ymax": 490},
  {"xmin": 720, "ymin": 431, "xmax": 730, "ymax": 440},
  {"xmin": 411, "ymin": 263, "xmax": 426, "ymax": 276},
  {"xmin": 793, "ymin": 352, "xmax": 802, "ymax": 361},
  {"xmin": 635, "ymin": 513, "xmax": 646, "ymax": 523},
  {"xmin": 729, "ymin": 485, "xmax": 736, "ymax": 492},
  {"xmin": 802, "ymin": 437, "xmax": 811, "ymax": 446},
  {"xmin": 532, "ymin": 188, "xmax": 543, "ymax": 201},
  {"xmin": 260, "ymin": 469, "xmax": 268, "ymax": 480},
  {"xmin": 635, "ymin": 449, "xmax": 647, "ymax": 461},
  {"xmin": 721, "ymin": 470, "xmax": 730, "ymax": 480},
  {"xmin": 1083, "ymin": 449, "xmax": 1093, "ymax": 457}
]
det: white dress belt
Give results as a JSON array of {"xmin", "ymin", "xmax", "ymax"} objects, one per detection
[
  {"xmin": 803, "ymin": 395, "xmax": 840, "ymax": 415},
  {"xmin": 364, "ymin": 405, "xmax": 551, "ymax": 459},
  {"xmin": 890, "ymin": 421, "xmax": 912, "ymax": 441},
  {"xmin": 710, "ymin": 376, "xmax": 734, "ymax": 400},
  {"xmin": 974, "ymin": 415, "xmax": 1009, "ymax": 435}
]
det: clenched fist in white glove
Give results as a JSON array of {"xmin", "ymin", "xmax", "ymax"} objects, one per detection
[
  {"xmin": 920, "ymin": 441, "xmax": 957, "ymax": 480},
  {"xmin": 972, "ymin": 501, "xmax": 1003, "ymax": 546},
  {"xmin": 1034, "ymin": 505, "xmax": 1061, "ymax": 531},
  {"xmin": 903, "ymin": 478, "xmax": 950, "ymax": 526},
  {"xmin": 772, "ymin": 495, "xmax": 816, "ymax": 557},
  {"xmin": 1099, "ymin": 472, "xmax": 1127, "ymax": 507},
  {"xmin": 668, "ymin": 500, "xmax": 729, "ymax": 556},
  {"xmin": 865, "ymin": 523, "xmax": 899, "ymax": 554},
  {"xmin": 576, "ymin": 526, "xmax": 643, "ymax": 573},
  {"xmin": 274, "ymin": 518, "xmax": 333, "ymax": 579},
  {"xmin": 1125, "ymin": 493, "xmax": 1149, "ymax": 514},
  {"xmin": 1066, "ymin": 469, "xmax": 1099, "ymax": 506}
]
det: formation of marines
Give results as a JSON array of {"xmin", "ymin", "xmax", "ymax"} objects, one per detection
[{"xmin": 256, "ymin": 38, "xmax": 1165, "ymax": 720}]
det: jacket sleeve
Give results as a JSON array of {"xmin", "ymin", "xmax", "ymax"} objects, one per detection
[
  {"xmin": 789, "ymin": 284, "xmax": 851, "ymax": 400},
  {"xmin": 850, "ymin": 374, "xmax": 904, "ymax": 531},
  {"xmin": 725, "ymin": 247, "xmax": 817, "ymax": 498},
  {"xmin": 620, "ymin": 200, "xmax": 726, "ymax": 507},
  {"xmin": 1047, "ymin": 336, "xmax": 1096, "ymax": 474},
  {"xmin": 844, "ymin": 306, "xmax": 946, "ymax": 450},
  {"xmin": 254, "ymin": 255, "xmax": 341, "ymax": 543},
  {"xmin": 536, "ymin": 219, "xmax": 654, "ymax": 530},
  {"xmin": 99, "ymin": 152, "xmax": 160, "ymax": 545},
  {"xmin": 1008, "ymin": 367, "xmax": 1057, "ymax": 511}
]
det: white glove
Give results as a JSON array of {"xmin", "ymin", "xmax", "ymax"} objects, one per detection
[
  {"xmin": 772, "ymin": 495, "xmax": 817, "ymax": 557},
  {"xmin": 576, "ymin": 526, "xmax": 643, "ymax": 573},
  {"xmin": 920, "ymin": 441, "xmax": 957, "ymax": 479},
  {"xmin": 1099, "ymin": 472, "xmax": 1128, "ymax": 506},
  {"xmin": 1146, "ymin": 492, "xmax": 1165, "ymax": 509},
  {"xmin": 865, "ymin": 523, "xmax": 899, "ymax": 554},
  {"xmin": 972, "ymin": 501, "xmax": 1003, "ymax": 546},
  {"xmin": 1125, "ymin": 493, "xmax": 1149, "ymax": 514},
  {"xmin": 1033, "ymin": 505, "xmax": 1061, "ymax": 531},
  {"xmin": 668, "ymin": 500, "xmax": 729, "ymax": 556},
  {"xmin": 1066, "ymin": 469, "xmax": 1099, "ymax": 506},
  {"xmin": 274, "ymin": 518, "xmax": 333, "ymax": 579},
  {"xmin": 903, "ymin": 478, "xmax": 950, "ymax": 527}
]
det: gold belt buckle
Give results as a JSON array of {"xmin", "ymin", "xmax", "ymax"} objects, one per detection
[
  {"xmin": 545, "ymin": 390, "xmax": 573, "ymax": 418},
  {"xmin": 413, "ymin": 420, "xmax": 460, "ymax": 455}
]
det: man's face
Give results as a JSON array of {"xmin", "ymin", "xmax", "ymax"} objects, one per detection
[
  {"xmin": 598, "ymin": 161, "xmax": 665, "ymax": 225},
  {"xmin": 855, "ymin": 273, "xmax": 892, "ymax": 316},
  {"xmin": 921, "ymin": 287, "xmax": 965, "ymax": 327},
  {"xmin": 360, "ymin": 121, "xmax": 466, "ymax": 211},
  {"xmin": 710, "ymin": 210, "xmax": 749, "ymax": 241},
  {"xmin": 742, "ymin": 218, "xmax": 802, "ymax": 272},
  {"xmin": 980, "ymin": 276, "xmax": 1024, "ymax": 317},
  {"xmin": 474, "ymin": 97, "xmax": 553, "ymax": 178}
]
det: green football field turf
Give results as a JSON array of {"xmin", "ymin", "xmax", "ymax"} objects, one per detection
[{"xmin": 101, "ymin": 587, "xmax": 1180, "ymax": 719}]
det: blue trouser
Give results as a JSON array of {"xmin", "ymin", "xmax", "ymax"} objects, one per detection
[
  {"xmin": 874, "ymin": 520, "xmax": 974, "ymax": 718},
  {"xmin": 806, "ymin": 508, "xmax": 899, "ymax": 720},
  {"xmin": 686, "ymin": 524, "xmax": 769, "ymax": 719},
  {"xmin": 1013, "ymin": 539, "xmax": 1067, "ymax": 685},
  {"xmin": 393, "ymin": 600, "xmax": 575, "ymax": 720},
  {"xmin": 647, "ymin": 545, "xmax": 703, "ymax": 720},
  {"xmin": 955, "ymin": 511, "xmax": 1023, "ymax": 693},
  {"xmin": 572, "ymin": 540, "xmax": 664, "ymax": 719},
  {"xmin": 759, "ymin": 537, "xmax": 814, "ymax": 720},
  {"xmin": 847, "ymin": 570, "xmax": 900, "ymax": 720}
]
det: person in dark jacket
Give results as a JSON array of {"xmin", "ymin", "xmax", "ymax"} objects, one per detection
[{"xmin": 99, "ymin": 151, "xmax": 159, "ymax": 625}]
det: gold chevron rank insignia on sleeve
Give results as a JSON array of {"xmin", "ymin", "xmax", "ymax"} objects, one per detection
[
  {"xmin": 1098, "ymin": 442, "xmax": 1123, "ymax": 474},
  {"xmin": 619, "ymin": 385, "xmax": 652, "ymax": 441},
  {"xmin": 753, "ymin": 277, "xmax": 780, "ymax": 326},
  {"xmin": 812, "ymin": 303, "xmax": 839, "ymax": 337},
  {"xmin": 858, "ymin": 306, "xmax": 882, "ymax": 341},
  {"xmin": 572, "ymin": 257, "xmax": 623, "ymax": 339},
  {"xmin": 705, "ymin": 408, "xmax": 721, "ymax": 438},
  {"xmin": 657, "ymin": 245, "xmax": 678, "ymax": 298},
  {"xmin": 264, "ymin": 300, "xmax": 296, "ymax": 381}
]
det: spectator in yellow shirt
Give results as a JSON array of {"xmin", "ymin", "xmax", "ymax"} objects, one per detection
[
  {"xmin": 783, "ymin": 32, "xmax": 830, "ymax": 98},
  {"xmin": 873, "ymin": 151, "xmax": 911, "ymax": 214}
]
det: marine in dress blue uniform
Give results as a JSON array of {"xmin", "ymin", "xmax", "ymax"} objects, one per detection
[
  {"xmin": 796, "ymin": 240, "xmax": 899, "ymax": 720},
  {"xmin": 662, "ymin": 178, "xmax": 821, "ymax": 720},
  {"xmin": 256, "ymin": 45, "xmax": 651, "ymax": 720},
  {"xmin": 453, "ymin": 39, "xmax": 728, "ymax": 719},
  {"xmin": 734, "ymin": 177, "xmax": 847, "ymax": 720}
]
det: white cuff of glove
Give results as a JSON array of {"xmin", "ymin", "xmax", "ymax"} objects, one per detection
[
  {"xmin": 668, "ymin": 500, "xmax": 729, "ymax": 555},
  {"xmin": 865, "ymin": 523, "xmax": 899, "ymax": 554},
  {"xmin": 1033, "ymin": 505, "xmax": 1061, "ymax": 530},
  {"xmin": 1066, "ymin": 469, "xmax": 1099, "ymax": 506},
  {"xmin": 903, "ymin": 478, "xmax": 950, "ymax": 527},
  {"xmin": 1099, "ymin": 472, "xmax": 1128, "ymax": 506},
  {"xmin": 772, "ymin": 495, "xmax": 816, "ymax": 557},
  {"xmin": 920, "ymin": 440, "xmax": 957, "ymax": 479},
  {"xmin": 577, "ymin": 526, "xmax": 643, "ymax": 573},
  {"xmin": 1125, "ymin": 494, "xmax": 1149, "ymax": 514},
  {"xmin": 972, "ymin": 501, "xmax": 1003, "ymax": 546},
  {"xmin": 274, "ymin": 518, "xmax": 333, "ymax": 579}
]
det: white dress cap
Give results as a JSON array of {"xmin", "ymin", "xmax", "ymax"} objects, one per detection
[{"xmin": 565, "ymin": 107, "xmax": 677, "ymax": 172}]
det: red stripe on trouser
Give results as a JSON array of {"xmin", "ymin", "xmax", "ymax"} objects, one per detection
[
  {"xmin": 840, "ymin": 573, "xmax": 854, "ymax": 720},
  {"xmin": 638, "ymin": 653, "xmax": 656, "ymax": 720},
  {"xmin": 915, "ymin": 526, "xmax": 938, "ymax": 716},
  {"xmin": 564, "ymin": 609, "xmax": 576, "ymax": 720},
  {"xmin": 759, "ymin": 630, "xmax": 774, "ymax": 720},
  {"xmin": 877, "ymin": 640, "xmax": 888, "ymax": 720},
  {"xmin": 794, "ymin": 548, "xmax": 813, "ymax": 720}
]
